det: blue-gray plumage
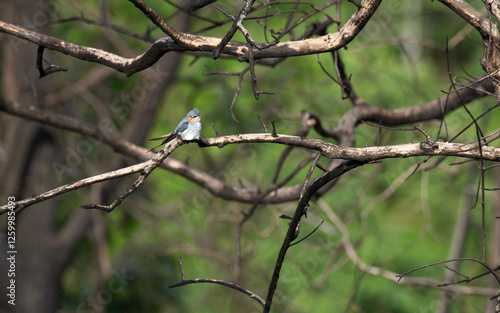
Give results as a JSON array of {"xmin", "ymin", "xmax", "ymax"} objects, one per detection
[{"xmin": 149, "ymin": 108, "xmax": 201, "ymax": 151}]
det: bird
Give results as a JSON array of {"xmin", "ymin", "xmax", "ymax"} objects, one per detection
[{"xmin": 149, "ymin": 108, "xmax": 201, "ymax": 151}]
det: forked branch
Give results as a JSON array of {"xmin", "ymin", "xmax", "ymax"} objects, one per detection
[{"xmin": 0, "ymin": 0, "xmax": 382, "ymax": 75}]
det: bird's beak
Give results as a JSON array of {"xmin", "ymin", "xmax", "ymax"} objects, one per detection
[{"xmin": 188, "ymin": 116, "xmax": 200, "ymax": 122}]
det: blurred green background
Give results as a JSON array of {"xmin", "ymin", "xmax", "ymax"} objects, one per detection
[{"xmin": 2, "ymin": 0, "xmax": 499, "ymax": 312}]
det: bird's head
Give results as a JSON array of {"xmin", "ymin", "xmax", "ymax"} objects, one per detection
[{"xmin": 187, "ymin": 108, "xmax": 200, "ymax": 122}]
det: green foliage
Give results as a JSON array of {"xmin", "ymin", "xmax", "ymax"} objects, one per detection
[{"xmin": 50, "ymin": 1, "xmax": 500, "ymax": 312}]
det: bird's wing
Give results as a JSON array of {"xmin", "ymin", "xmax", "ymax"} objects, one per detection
[
  {"xmin": 176, "ymin": 121, "xmax": 189, "ymax": 133},
  {"xmin": 149, "ymin": 133, "xmax": 173, "ymax": 141}
]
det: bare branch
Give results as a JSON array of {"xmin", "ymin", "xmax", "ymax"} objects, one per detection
[
  {"xmin": 7, "ymin": 155, "xmax": 156, "ymax": 214},
  {"xmin": 212, "ymin": 120, "xmax": 222, "ymax": 136},
  {"xmin": 288, "ymin": 220, "xmax": 324, "ymax": 247},
  {"xmin": 36, "ymin": 46, "xmax": 67, "ymax": 78},
  {"xmin": 0, "ymin": 20, "xmax": 180, "ymax": 76},
  {"xmin": 438, "ymin": 0, "xmax": 500, "ymax": 40},
  {"xmin": 128, "ymin": 0, "xmax": 188, "ymax": 44},
  {"xmin": 258, "ymin": 115, "xmax": 268, "ymax": 133},
  {"xmin": 169, "ymin": 257, "xmax": 265, "ymax": 307},
  {"xmin": 317, "ymin": 199, "xmax": 499, "ymax": 297},
  {"xmin": 199, "ymin": 134, "xmax": 500, "ymax": 162},
  {"xmin": 264, "ymin": 160, "xmax": 366, "ymax": 312},
  {"xmin": 187, "ymin": 0, "xmax": 217, "ymax": 12},
  {"xmin": 271, "ymin": 120, "xmax": 278, "ymax": 137},
  {"xmin": 397, "ymin": 258, "xmax": 500, "ymax": 286},
  {"xmin": 248, "ymin": 46, "xmax": 275, "ymax": 100},
  {"xmin": 2, "ymin": 98, "xmax": 500, "ymax": 214},
  {"xmin": 213, "ymin": 0, "xmax": 255, "ymax": 59},
  {"xmin": 0, "ymin": 0, "xmax": 382, "ymax": 75},
  {"xmin": 80, "ymin": 141, "xmax": 180, "ymax": 212}
]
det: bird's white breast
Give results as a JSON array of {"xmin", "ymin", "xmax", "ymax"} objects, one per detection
[{"xmin": 180, "ymin": 121, "xmax": 201, "ymax": 140}]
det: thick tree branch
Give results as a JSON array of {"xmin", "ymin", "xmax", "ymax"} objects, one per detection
[
  {"xmin": 0, "ymin": 20, "xmax": 182, "ymax": 77},
  {"xmin": 200, "ymin": 134, "xmax": 500, "ymax": 162},
  {"xmin": 0, "ymin": 99, "xmax": 302, "ymax": 207},
  {"xmin": 2, "ymin": 131, "xmax": 498, "ymax": 214},
  {"xmin": 438, "ymin": 0, "xmax": 500, "ymax": 40},
  {"xmin": 1, "ymin": 95, "xmax": 500, "ymax": 214},
  {"xmin": 0, "ymin": 0, "xmax": 381, "ymax": 75}
]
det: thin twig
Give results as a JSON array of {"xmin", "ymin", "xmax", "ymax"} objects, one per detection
[
  {"xmin": 212, "ymin": 120, "xmax": 222, "ymax": 136},
  {"xmin": 213, "ymin": 0, "xmax": 255, "ymax": 59},
  {"xmin": 397, "ymin": 258, "xmax": 500, "ymax": 286},
  {"xmin": 289, "ymin": 220, "xmax": 324, "ymax": 247},
  {"xmin": 271, "ymin": 120, "xmax": 278, "ymax": 137},
  {"xmin": 170, "ymin": 257, "xmax": 265, "ymax": 307},
  {"xmin": 128, "ymin": 0, "xmax": 187, "ymax": 43},
  {"xmin": 258, "ymin": 115, "xmax": 268, "ymax": 132},
  {"xmin": 178, "ymin": 257, "xmax": 186, "ymax": 280},
  {"xmin": 476, "ymin": 125, "xmax": 487, "ymax": 262}
]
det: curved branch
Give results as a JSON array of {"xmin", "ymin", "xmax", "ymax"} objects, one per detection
[
  {"xmin": 360, "ymin": 78, "xmax": 494, "ymax": 124},
  {"xmin": 0, "ymin": 100, "xmax": 303, "ymax": 214},
  {"xmin": 0, "ymin": 0, "xmax": 381, "ymax": 75},
  {"xmin": 0, "ymin": 21, "xmax": 181, "ymax": 77},
  {"xmin": 438, "ymin": 0, "xmax": 500, "ymax": 40},
  {"xmin": 169, "ymin": 257, "xmax": 265, "ymax": 307},
  {"xmin": 1, "ymin": 98, "xmax": 500, "ymax": 214},
  {"xmin": 128, "ymin": 0, "xmax": 187, "ymax": 44},
  {"xmin": 317, "ymin": 199, "xmax": 500, "ymax": 297},
  {"xmin": 397, "ymin": 258, "xmax": 500, "ymax": 286}
]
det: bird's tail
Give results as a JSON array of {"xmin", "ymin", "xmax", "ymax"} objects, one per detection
[
  {"xmin": 148, "ymin": 142, "xmax": 164, "ymax": 153},
  {"xmin": 149, "ymin": 132, "xmax": 173, "ymax": 141},
  {"xmin": 148, "ymin": 133, "xmax": 175, "ymax": 152}
]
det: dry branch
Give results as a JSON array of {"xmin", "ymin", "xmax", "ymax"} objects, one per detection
[
  {"xmin": 80, "ymin": 140, "xmax": 182, "ymax": 212},
  {"xmin": 263, "ymin": 160, "xmax": 366, "ymax": 312},
  {"xmin": 169, "ymin": 257, "xmax": 265, "ymax": 307},
  {"xmin": 200, "ymin": 134, "xmax": 500, "ymax": 162},
  {"xmin": 6, "ymin": 160, "xmax": 149, "ymax": 214},
  {"xmin": 2, "ymin": 140, "xmax": 182, "ymax": 214},
  {"xmin": 438, "ymin": 0, "xmax": 500, "ymax": 40},
  {"xmin": 2, "ymin": 132, "xmax": 498, "ymax": 214},
  {"xmin": 0, "ymin": 0, "xmax": 382, "ymax": 76},
  {"xmin": 1, "ymin": 97, "xmax": 500, "ymax": 214},
  {"xmin": 317, "ymin": 199, "xmax": 500, "ymax": 297}
]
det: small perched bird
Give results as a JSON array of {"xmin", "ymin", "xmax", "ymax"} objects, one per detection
[{"xmin": 149, "ymin": 108, "xmax": 201, "ymax": 151}]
